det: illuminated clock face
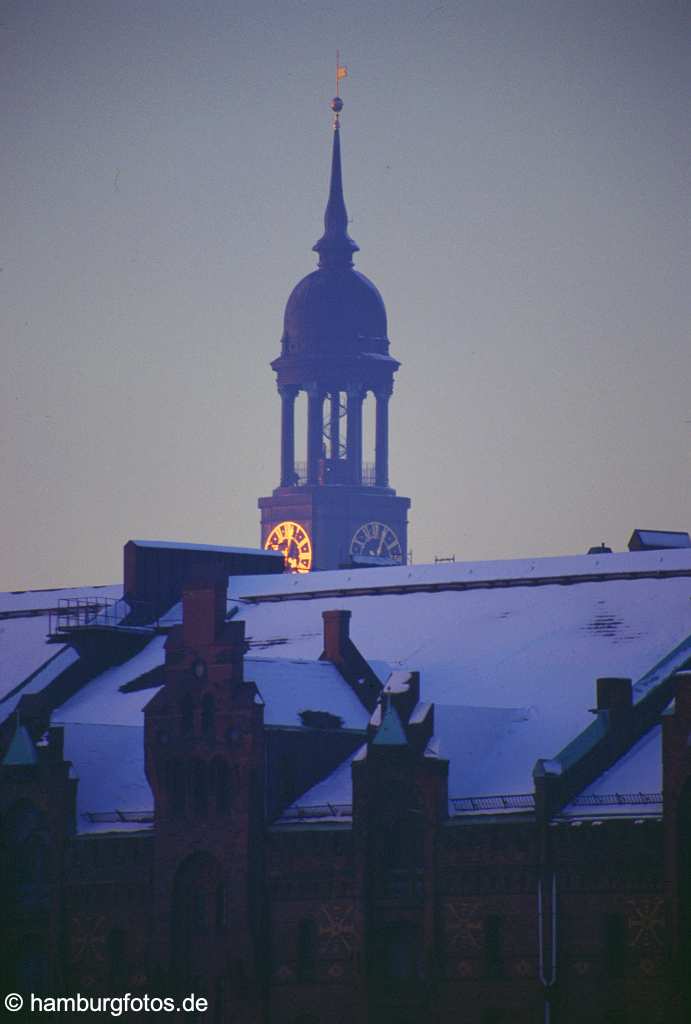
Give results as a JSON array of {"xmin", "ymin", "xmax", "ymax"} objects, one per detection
[
  {"xmin": 265, "ymin": 520, "xmax": 313, "ymax": 573},
  {"xmin": 350, "ymin": 521, "xmax": 403, "ymax": 562}
]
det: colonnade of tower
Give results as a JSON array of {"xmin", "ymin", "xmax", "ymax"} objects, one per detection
[{"xmin": 279, "ymin": 385, "xmax": 390, "ymax": 488}]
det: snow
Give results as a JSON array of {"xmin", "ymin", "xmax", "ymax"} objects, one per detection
[
  {"xmin": 280, "ymin": 743, "xmax": 365, "ymax": 821},
  {"xmin": 53, "ymin": 636, "xmax": 167, "ymax": 727},
  {"xmin": 62, "ymin": 723, "xmax": 153, "ymax": 834},
  {"xmin": 0, "ymin": 645, "xmax": 80, "ymax": 717},
  {"xmin": 249, "ymin": 657, "xmax": 370, "ymax": 729},
  {"xmin": 409, "ymin": 701, "xmax": 432, "ymax": 725},
  {"xmin": 0, "ymin": 584, "xmax": 120, "ymax": 705},
  {"xmin": 384, "ymin": 670, "xmax": 413, "ymax": 693},
  {"xmin": 559, "ymin": 725, "xmax": 664, "ymax": 820},
  {"xmin": 231, "ymin": 547, "xmax": 691, "ymax": 600},
  {"xmin": 224, "ymin": 551, "xmax": 691, "ymax": 808},
  {"xmin": 5, "ymin": 550, "xmax": 691, "ymax": 823},
  {"xmin": 0, "ymin": 584, "xmax": 120, "ymax": 614}
]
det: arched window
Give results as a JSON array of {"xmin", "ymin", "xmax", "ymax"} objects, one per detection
[
  {"xmin": 180, "ymin": 694, "xmax": 194, "ymax": 736},
  {"xmin": 171, "ymin": 852, "xmax": 223, "ymax": 985},
  {"xmin": 201, "ymin": 694, "xmax": 215, "ymax": 738},
  {"xmin": 373, "ymin": 923, "xmax": 421, "ymax": 983}
]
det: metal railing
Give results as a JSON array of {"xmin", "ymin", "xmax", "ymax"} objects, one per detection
[
  {"xmin": 49, "ymin": 597, "xmax": 127, "ymax": 635},
  {"xmin": 293, "ymin": 461, "xmax": 377, "ymax": 487},
  {"xmin": 279, "ymin": 803, "xmax": 353, "ymax": 821},
  {"xmin": 450, "ymin": 793, "xmax": 535, "ymax": 814},
  {"xmin": 569, "ymin": 791, "xmax": 661, "ymax": 807},
  {"xmin": 83, "ymin": 810, "xmax": 154, "ymax": 824}
]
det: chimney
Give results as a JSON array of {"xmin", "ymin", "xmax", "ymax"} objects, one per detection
[
  {"xmin": 596, "ymin": 677, "xmax": 633, "ymax": 713},
  {"xmin": 182, "ymin": 567, "xmax": 228, "ymax": 647},
  {"xmin": 322, "ymin": 610, "xmax": 351, "ymax": 663}
]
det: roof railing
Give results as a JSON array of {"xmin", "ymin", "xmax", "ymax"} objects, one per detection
[
  {"xmin": 49, "ymin": 596, "xmax": 238, "ymax": 637},
  {"xmin": 279, "ymin": 802, "xmax": 353, "ymax": 821},
  {"xmin": 569, "ymin": 791, "xmax": 661, "ymax": 807},
  {"xmin": 82, "ymin": 810, "xmax": 154, "ymax": 824},
  {"xmin": 49, "ymin": 597, "xmax": 127, "ymax": 635},
  {"xmin": 293, "ymin": 461, "xmax": 377, "ymax": 487},
  {"xmin": 276, "ymin": 790, "xmax": 663, "ymax": 824},
  {"xmin": 450, "ymin": 793, "xmax": 535, "ymax": 813}
]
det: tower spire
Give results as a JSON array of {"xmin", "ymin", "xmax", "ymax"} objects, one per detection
[{"xmin": 313, "ymin": 73, "xmax": 359, "ymax": 269}]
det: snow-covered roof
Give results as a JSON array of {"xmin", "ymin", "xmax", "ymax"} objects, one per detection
[
  {"xmin": 231, "ymin": 547, "xmax": 691, "ymax": 600},
  {"xmin": 53, "ymin": 636, "xmax": 167, "ymax": 727},
  {"xmin": 62, "ymin": 723, "xmax": 153, "ymax": 835},
  {"xmin": 5, "ymin": 549, "xmax": 691, "ymax": 824},
  {"xmin": 558, "ymin": 724, "xmax": 664, "ymax": 821},
  {"xmin": 230, "ymin": 550, "xmax": 691, "ymax": 811},
  {"xmin": 0, "ymin": 584, "xmax": 120, "ymax": 706},
  {"xmin": 247, "ymin": 658, "xmax": 371, "ymax": 729}
]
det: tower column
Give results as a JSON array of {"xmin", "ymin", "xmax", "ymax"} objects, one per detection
[
  {"xmin": 307, "ymin": 385, "xmax": 324, "ymax": 485},
  {"xmin": 347, "ymin": 385, "xmax": 366, "ymax": 485},
  {"xmin": 375, "ymin": 390, "xmax": 391, "ymax": 488},
  {"xmin": 279, "ymin": 385, "xmax": 298, "ymax": 486},
  {"xmin": 330, "ymin": 392, "xmax": 341, "ymax": 461}
]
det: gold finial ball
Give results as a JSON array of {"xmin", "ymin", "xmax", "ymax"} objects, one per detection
[{"xmin": 331, "ymin": 96, "xmax": 343, "ymax": 113}]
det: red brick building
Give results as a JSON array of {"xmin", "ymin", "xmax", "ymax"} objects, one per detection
[{"xmin": 2, "ymin": 539, "xmax": 691, "ymax": 1023}]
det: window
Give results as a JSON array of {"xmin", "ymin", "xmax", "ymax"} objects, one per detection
[
  {"xmin": 107, "ymin": 928, "xmax": 127, "ymax": 989},
  {"xmin": 297, "ymin": 918, "xmax": 316, "ymax": 982},
  {"xmin": 484, "ymin": 915, "xmax": 505, "ymax": 978},
  {"xmin": 374, "ymin": 924, "xmax": 420, "ymax": 982},
  {"xmin": 604, "ymin": 913, "xmax": 626, "ymax": 978}
]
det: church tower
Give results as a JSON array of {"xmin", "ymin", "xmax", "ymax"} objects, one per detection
[{"xmin": 258, "ymin": 94, "xmax": 410, "ymax": 571}]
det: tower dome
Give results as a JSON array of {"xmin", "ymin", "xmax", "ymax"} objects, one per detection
[
  {"xmin": 282, "ymin": 267, "xmax": 388, "ymax": 358},
  {"xmin": 277, "ymin": 101, "xmax": 390, "ymax": 361}
]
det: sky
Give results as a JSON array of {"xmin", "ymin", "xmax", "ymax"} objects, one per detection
[{"xmin": 2, "ymin": 0, "xmax": 690, "ymax": 590}]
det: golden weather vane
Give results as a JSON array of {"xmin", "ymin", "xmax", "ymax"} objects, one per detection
[
  {"xmin": 336, "ymin": 50, "xmax": 348, "ymax": 95},
  {"xmin": 332, "ymin": 51, "xmax": 348, "ymax": 125}
]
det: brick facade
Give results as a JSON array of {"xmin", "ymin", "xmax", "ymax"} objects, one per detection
[{"xmin": 2, "ymin": 584, "xmax": 691, "ymax": 1023}]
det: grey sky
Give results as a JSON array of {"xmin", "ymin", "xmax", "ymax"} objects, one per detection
[{"xmin": 2, "ymin": 0, "xmax": 690, "ymax": 589}]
